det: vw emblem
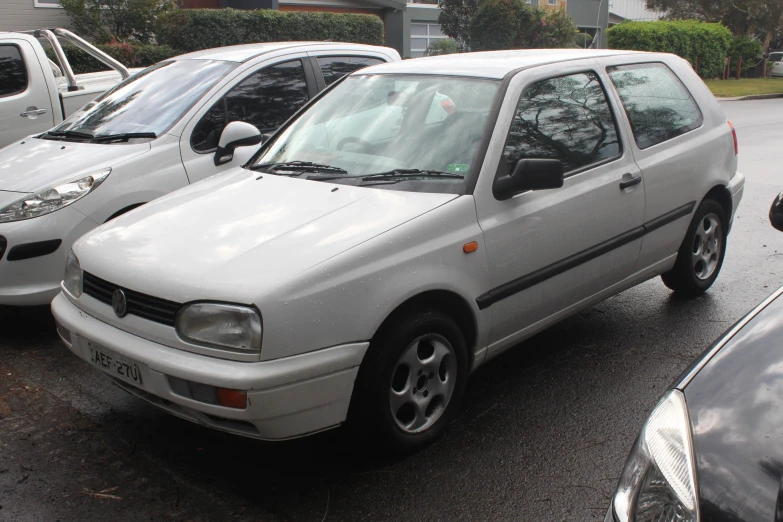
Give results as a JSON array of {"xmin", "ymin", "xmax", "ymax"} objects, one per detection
[{"xmin": 112, "ymin": 289, "xmax": 128, "ymax": 318}]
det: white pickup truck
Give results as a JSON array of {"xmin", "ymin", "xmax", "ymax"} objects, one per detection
[{"xmin": 0, "ymin": 28, "xmax": 132, "ymax": 148}]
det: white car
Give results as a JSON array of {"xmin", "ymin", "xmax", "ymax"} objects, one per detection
[
  {"xmin": 53, "ymin": 49, "xmax": 745, "ymax": 452},
  {"xmin": 0, "ymin": 42, "xmax": 399, "ymax": 305},
  {"xmin": 770, "ymin": 51, "xmax": 783, "ymax": 77}
]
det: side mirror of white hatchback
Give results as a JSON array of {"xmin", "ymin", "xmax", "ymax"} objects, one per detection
[
  {"xmin": 214, "ymin": 121, "xmax": 264, "ymax": 166},
  {"xmin": 493, "ymin": 158, "xmax": 564, "ymax": 200}
]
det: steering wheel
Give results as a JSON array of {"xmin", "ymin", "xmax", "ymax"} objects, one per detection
[{"xmin": 337, "ymin": 136, "xmax": 375, "ymax": 154}]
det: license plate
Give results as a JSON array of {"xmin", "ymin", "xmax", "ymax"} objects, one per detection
[{"xmin": 88, "ymin": 344, "xmax": 143, "ymax": 386}]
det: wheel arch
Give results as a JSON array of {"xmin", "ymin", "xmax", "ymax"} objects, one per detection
[
  {"xmin": 104, "ymin": 203, "xmax": 146, "ymax": 223},
  {"xmin": 372, "ymin": 290, "xmax": 479, "ymax": 368},
  {"xmin": 703, "ymin": 184, "xmax": 732, "ymax": 224}
]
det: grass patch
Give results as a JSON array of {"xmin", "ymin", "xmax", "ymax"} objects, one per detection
[{"xmin": 704, "ymin": 77, "xmax": 783, "ymax": 98}]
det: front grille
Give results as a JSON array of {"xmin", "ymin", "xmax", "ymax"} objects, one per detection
[
  {"xmin": 83, "ymin": 271, "xmax": 181, "ymax": 326},
  {"xmin": 0, "ymin": 236, "xmax": 6, "ymax": 260}
]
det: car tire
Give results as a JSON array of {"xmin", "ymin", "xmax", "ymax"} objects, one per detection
[
  {"xmin": 348, "ymin": 309, "xmax": 468, "ymax": 454},
  {"xmin": 661, "ymin": 198, "xmax": 727, "ymax": 297}
]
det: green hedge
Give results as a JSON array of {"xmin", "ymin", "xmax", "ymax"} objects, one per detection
[
  {"xmin": 46, "ymin": 42, "xmax": 177, "ymax": 74},
  {"xmin": 730, "ymin": 36, "xmax": 763, "ymax": 75},
  {"xmin": 155, "ymin": 8, "xmax": 385, "ymax": 53},
  {"xmin": 607, "ymin": 20, "xmax": 733, "ymax": 79}
]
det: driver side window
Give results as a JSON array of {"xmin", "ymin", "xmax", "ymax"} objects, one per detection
[{"xmin": 191, "ymin": 60, "xmax": 309, "ymax": 153}]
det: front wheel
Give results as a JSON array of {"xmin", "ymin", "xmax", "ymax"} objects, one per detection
[
  {"xmin": 348, "ymin": 309, "xmax": 468, "ymax": 454},
  {"xmin": 661, "ymin": 199, "xmax": 727, "ymax": 297}
]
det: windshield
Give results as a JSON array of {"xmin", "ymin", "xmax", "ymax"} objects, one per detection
[
  {"xmin": 771, "ymin": 53, "xmax": 783, "ymax": 62},
  {"xmin": 50, "ymin": 59, "xmax": 237, "ymax": 140},
  {"xmin": 251, "ymin": 74, "xmax": 500, "ymax": 194}
]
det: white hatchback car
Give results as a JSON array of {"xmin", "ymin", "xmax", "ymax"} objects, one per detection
[
  {"xmin": 53, "ymin": 49, "xmax": 744, "ymax": 452},
  {"xmin": 0, "ymin": 42, "xmax": 399, "ymax": 305}
]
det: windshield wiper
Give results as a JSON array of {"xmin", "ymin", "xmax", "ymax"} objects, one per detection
[
  {"xmin": 250, "ymin": 161, "xmax": 348, "ymax": 175},
  {"xmin": 44, "ymin": 130, "xmax": 95, "ymax": 141},
  {"xmin": 360, "ymin": 169, "xmax": 465, "ymax": 181},
  {"xmin": 91, "ymin": 132, "xmax": 157, "ymax": 142}
]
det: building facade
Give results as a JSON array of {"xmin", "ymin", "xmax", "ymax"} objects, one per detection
[{"xmin": 1, "ymin": 0, "xmax": 72, "ymax": 32}]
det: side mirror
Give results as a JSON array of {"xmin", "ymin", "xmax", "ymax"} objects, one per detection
[
  {"xmin": 770, "ymin": 192, "xmax": 783, "ymax": 231},
  {"xmin": 214, "ymin": 121, "xmax": 263, "ymax": 166},
  {"xmin": 493, "ymin": 159, "xmax": 564, "ymax": 200}
]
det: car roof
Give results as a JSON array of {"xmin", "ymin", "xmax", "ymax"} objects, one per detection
[
  {"xmin": 355, "ymin": 49, "xmax": 649, "ymax": 79},
  {"xmin": 175, "ymin": 42, "xmax": 396, "ymax": 63}
]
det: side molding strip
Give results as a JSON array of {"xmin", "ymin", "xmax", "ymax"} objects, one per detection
[{"xmin": 476, "ymin": 201, "xmax": 696, "ymax": 310}]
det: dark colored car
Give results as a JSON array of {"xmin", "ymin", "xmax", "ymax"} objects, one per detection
[{"xmin": 604, "ymin": 195, "xmax": 783, "ymax": 522}]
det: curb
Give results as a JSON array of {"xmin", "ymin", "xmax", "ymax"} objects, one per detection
[{"xmin": 718, "ymin": 93, "xmax": 783, "ymax": 101}]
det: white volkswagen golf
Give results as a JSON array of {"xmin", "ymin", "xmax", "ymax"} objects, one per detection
[
  {"xmin": 0, "ymin": 42, "xmax": 399, "ymax": 305},
  {"xmin": 53, "ymin": 49, "xmax": 744, "ymax": 452}
]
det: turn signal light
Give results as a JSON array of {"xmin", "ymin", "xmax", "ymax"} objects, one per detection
[
  {"xmin": 728, "ymin": 120, "xmax": 738, "ymax": 155},
  {"xmin": 217, "ymin": 388, "xmax": 247, "ymax": 409},
  {"xmin": 463, "ymin": 241, "xmax": 478, "ymax": 253}
]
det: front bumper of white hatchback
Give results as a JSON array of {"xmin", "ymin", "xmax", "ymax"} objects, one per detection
[{"xmin": 51, "ymin": 292, "xmax": 368, "ymax": 440}]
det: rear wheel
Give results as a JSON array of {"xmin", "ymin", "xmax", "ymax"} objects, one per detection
[
  {"xmin": 348, "ymin": 309, "xmax": 468, "ymax": 454},
  {"xmin": 661, "ymin": 199, "xmax": 727, "ymax": 297}
]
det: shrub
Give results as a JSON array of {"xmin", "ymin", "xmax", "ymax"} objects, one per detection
[
  {"xmin": 607, "ymin": 20, "xmax": 733, "ymax": 79},
  {"xmin": 60, "ymin": 0, "xmax": 178, "ymax": 44},
  {"xmin": 425, "ymin": 38, "xmax": 461, "ymax": 56},
  {"xmin": 469, "ymin": 0, "xmax": 576, "ymax": 51},
  {"xmin": 155, "ymin": 9, "xmax": 385, "ymax": 52},
  {"xmin": 46, "ymin": 42, "xmax": 178, "ymax": 74},
  {"xmin": 438, "ymin": 0, "xmax": 480, "ymax": 51},
  {"xmin": 730, "ymin": 36, "xmax": 763, "ymax": 75}
]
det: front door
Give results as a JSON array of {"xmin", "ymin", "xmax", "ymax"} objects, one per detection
[
  {"xmin": 0, "ymin": 40, "xmax": 55, "ymax": 148},
  {"xmin": 473, "ymin": 62, "xmax": 645, "ymax": 355},
  {"xmin": 180, "ymin": 56, "xmax": 315, "ymax": 183}
]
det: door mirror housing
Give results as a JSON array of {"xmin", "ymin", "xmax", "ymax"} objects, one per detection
[
  {"xmin": 214, "ymin": 121, "xmax": 263, "ymax": 166},
  {"xmin": 493, "ymin": 159, "xmax": 564, "ymax": 200},
  {"xmin": 770, "ymin": 192, "xmax": 783, "ymax": 231}
]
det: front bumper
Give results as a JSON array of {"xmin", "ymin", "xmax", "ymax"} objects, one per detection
[
  {"xmin": 728, "ymin": 171, "xmax": 745, "ymax": 230},
  {"xmin": 0, "ymin": 206, "xmax": 97, "ymax": 306},
  {"xmin": 51, "ymin": 293, "xmax": 368, "ymax": 440}
]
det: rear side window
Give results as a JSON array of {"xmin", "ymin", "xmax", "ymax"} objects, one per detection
[
  {"xmin": 608, "ymin": 63, "xmax": 703, "ymax": 150},
  {"xmin": 191, "ymin": 60, "xmax": 309, "ymax": 153},
  {"xmin": 0, "ymin": 45, "xmax": 28, "ymax": 97},
  {"xmin": 501, "ymin": 71, "xmax": 622, "ymax": 174},
  {"xmin": 317, "ymin": 56, "xmax": 385, "ymax": 86}
]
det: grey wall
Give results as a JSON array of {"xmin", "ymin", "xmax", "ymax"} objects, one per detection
[
  {"xmin": 386, "ymin": 3, "xmax": 440, "ymax": 58},
  {"xmin": 0, "ymin": 0, "xmax": 71, "ymax": 32},
  {"xmin": 566, "ymin": 0, "xmax": 609, "ymax": 48}
]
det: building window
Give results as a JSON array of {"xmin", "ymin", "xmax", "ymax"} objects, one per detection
[
  {"xmin": 34, "ymin": 0, "xmax": 62, "ymax": 7},
  {"xmin": 410, "ymin": 23, "xmax": 446, "ymax": 58},
  {"xmin": 548, "ymin": 0, "xmax": 557, "ymax": 5}
]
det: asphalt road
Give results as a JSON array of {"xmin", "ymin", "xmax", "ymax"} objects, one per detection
[{"xmin": 2, "ymin": 99, "xmax": 783, "ymax": 522}]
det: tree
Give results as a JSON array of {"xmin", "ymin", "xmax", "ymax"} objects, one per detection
[
  {"xmin": 467, "ymin": 0, "xmax": 577, "ymax": 51},
  {"xmin": 438, "ymin": 0, "xmax": 480, "ymax": 51},
  {"xmin": 646, "ymin": 0, "xmax": 783, "ymax": 51},
  {"xmin": 60, "ymin": 0, "xmax": 178, "ymax": 43}
]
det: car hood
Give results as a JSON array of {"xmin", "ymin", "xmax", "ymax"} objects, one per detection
[
  {"xmin": 682, "ymin": 291, "xmax": 783, "ymax": 521},
  {"xmin": 0, "ymin": 138, "xmax": 151, "ymax": 193},
  {"xmin": 74, "ymin": 169, "xmax": 458, "ymax": 304}
]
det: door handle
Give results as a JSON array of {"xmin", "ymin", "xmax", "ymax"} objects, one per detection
[
  {"xmin": 619, "ymin": 174, "xmax": 642, "ymax": 190},
  {"xmin": 20, "ymin": 107, "xmax": 47, "ymax": 118}
]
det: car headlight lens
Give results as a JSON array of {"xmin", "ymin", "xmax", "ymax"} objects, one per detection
[
  {"xmin": 63, "ymin": 251, "xmax": 82, "ymax": 298},
  {"xmin": 175, "ymin": 303, "xmax": 262, "ymax": 352},
  {"xmin": 613, "ymin": 390, "xmax": 699, "ymax": 522},
  {"xmin": 0, "ymin": 168, "xmax": 111, "ymax": 223}
]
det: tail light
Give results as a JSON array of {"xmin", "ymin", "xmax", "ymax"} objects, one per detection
[{"xmin": 728, "ymin": 120, "xmax": 738, "ymax": 155}]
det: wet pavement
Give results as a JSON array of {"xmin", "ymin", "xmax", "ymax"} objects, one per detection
[{"xmin": 1, "ymin": 99, "xmax": 782, "ymax": 522}]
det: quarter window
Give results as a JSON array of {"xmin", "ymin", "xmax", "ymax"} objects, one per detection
[
  {"xmin": 0, "ymin": 45, "xmax": 28, "ymax": 98},
  {"xmin": 501, "ymin": 71, "xmax": 622, "ymax": 175},
  {"xmin": 317, "ymin": 56, "xmax": 385, "ymax": 86},
  {"xmin": 191, "ymin": 60, "xmax": 309, "ymax": 153},
  {"xmin": 608, "ymin": 63, "xmax": 703, "ymax": 150}
]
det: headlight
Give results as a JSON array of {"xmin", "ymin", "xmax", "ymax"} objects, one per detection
[
  {"xmin": 0, "ymin": 168, "xmax": 111, "ymax": 223},
  {"xmin": 63, "ymin": 251, "xmax": 82, "ymax": 298},
  {"xmin": 175, "ymin": 303, "xmax": 262, "ymax": 352},
  {"xmin": 613, "ymin": 390, "xmax": 699, "ymax": 522}
]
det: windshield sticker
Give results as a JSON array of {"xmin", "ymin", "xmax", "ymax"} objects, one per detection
[{"xmin": 447, "ymin": 164, "xmax": 469, "ymax": 173}]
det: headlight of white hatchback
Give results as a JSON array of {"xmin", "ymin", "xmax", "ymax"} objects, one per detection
[
  {"xmin": 0, "ymin": 168, "xmax": 111, "ymax": 223},
  {"xmin": 63, "ymin": 251, "xmax": 83, "ymax": 299},
  {"xmin": 175, "ymin": 303, "xmax": 262, "ymax": 352},
  {"xmin": 612, "ymin": 389, "xmax": 699, "ymax": 522}
]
